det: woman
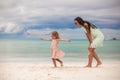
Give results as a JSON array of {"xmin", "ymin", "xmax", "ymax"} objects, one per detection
[{"xmin": 74, "ymin": 17, "xmax": 104, "ymax": 68}]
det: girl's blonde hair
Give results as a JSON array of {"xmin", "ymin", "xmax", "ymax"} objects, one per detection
[{"xmin": 51, "ymin": 31, "xmax": 60, "ymax": 39}]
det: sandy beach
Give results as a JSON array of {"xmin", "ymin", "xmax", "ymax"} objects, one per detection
[{"xmin": 0, "ymin": 61, "xmax": 120, "ymax": 80}]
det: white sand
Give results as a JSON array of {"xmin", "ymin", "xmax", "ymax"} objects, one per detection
[{"xmin": 0, "ymin": 61, "xmax": 120, "ymax": 80}]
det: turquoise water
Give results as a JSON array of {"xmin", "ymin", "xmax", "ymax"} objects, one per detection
[{"xmin": 0, "ymin": 39, "xmax": 120, "ymax": 62}]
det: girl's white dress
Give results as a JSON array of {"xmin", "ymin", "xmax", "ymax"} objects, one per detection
[
  {"xmin": 82, "ymin": 24, "xmax": 104, "ymax": 48},
  {"xmin": 50, "ymin": 39, "xmax": 65, "ymax": 59}
]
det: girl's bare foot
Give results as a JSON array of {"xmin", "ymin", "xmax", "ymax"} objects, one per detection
[
  {"xmin": 52, "ymin": 65, "xmax": 57, "ymax": 68},
  {"xmin": 61, "ymin": 62, "xmax": 63, "ymax": 67}
]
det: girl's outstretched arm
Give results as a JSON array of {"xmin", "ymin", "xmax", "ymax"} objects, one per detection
[
  {"xmin": 59, "ymin": 39, "xmax": 71, "ymax": 42},
  {"xmin": 40, "ymin": 38, "xmax": 52, "ymax": 41}
]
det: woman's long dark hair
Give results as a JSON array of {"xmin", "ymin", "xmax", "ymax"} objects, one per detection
[{"xmin": 74, "ymin": 17, "xmax": 97, "ymax": 30}]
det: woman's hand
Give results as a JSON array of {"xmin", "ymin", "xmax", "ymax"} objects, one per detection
[{"xmin": 88, "ymin": 44, "xmax": 92, "ymax": 49}]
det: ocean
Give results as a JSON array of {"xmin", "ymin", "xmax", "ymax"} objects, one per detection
[{"xmin": 0, "ymin": 39, "xmax": 120, "ymax": 62}]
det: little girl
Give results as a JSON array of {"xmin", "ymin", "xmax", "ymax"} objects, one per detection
[{"xmin": 41, "ymin": 31, "xmax": 71, "ymax": 68}]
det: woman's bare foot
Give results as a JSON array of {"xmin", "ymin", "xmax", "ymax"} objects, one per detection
[
  {"xmin": 96, "ymin": 62, "xmax": 102, "ymax": 67},
  {"xmin": 84, "ymin": 65, "xmax": 92, "ymax": 68}
]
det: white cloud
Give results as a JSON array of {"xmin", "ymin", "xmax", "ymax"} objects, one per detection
[
  {"xmin": 26, "ymin": 28, "xmax": 52, "ymax": 35},
  {"xmin": 24, "ymin": 28, "xmax": 85, "ymax": 39},
  {"xmin": 0, "ymin": 22, "xmax": 23, "ymax": 34},
  {"xmin": 0, "ymin": 0, "xmax": 119, "ymax": 24},
  {"xmin": 101, "ymin": 29, "xmax": 120, "ymax": 40},
  {"xmin": 25, "ymin": 28, "xmax": 53, "ymax": 38},
  {"xmin": 0, "ymin": 0, "xmax": 120, "ymax": 39},
  {"xmin": 24, "ymin": 28, "xmax": 120, "ymax": 40}
]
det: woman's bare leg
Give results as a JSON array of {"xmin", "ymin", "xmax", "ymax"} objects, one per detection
[
  {"xmin": 85, "ymin": 47, "xmax": 94, "ymax": 68},
  {"xmin": 92, "ymin": 49, "xmax": 102, "ymax": 67},
  {"xmin": 85, "ymin": 53, "xmax": 93, "ymax": 67}
]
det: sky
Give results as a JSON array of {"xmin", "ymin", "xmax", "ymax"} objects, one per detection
[{"xmin": 0, "ymin": 0, "xmax": 120, "ymax": 40}]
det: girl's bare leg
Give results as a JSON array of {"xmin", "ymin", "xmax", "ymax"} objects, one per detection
[
  {"xmin": 56, "ymin": 59, "xmax": 63, "ymax": 67},
  {"xmin": 52, "ymin": 58, "xmax": 57, "ymax": 68}
]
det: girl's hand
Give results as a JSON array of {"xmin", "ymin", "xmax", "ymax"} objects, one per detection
[
  {"xmin": 40, "ymin": 38, "xmax": 51, "ymax": 41},
  {"xmin": 40, "ymin": 38, "xmax": 44, "ymax": 40},
  {"xmin": 66, "ymin": 40, "xmax": 71, "ymax": 42}
]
